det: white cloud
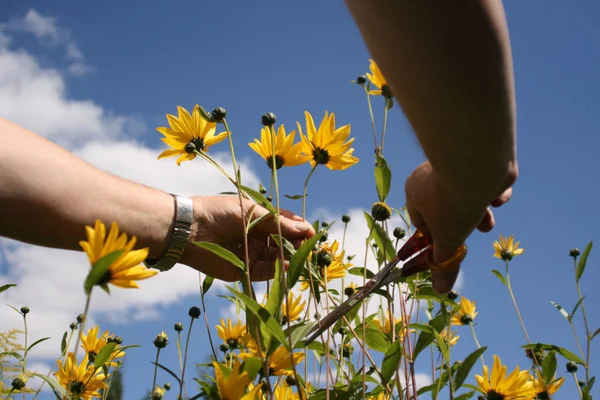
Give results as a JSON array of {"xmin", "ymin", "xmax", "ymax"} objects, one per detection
[{"xmin": 5, "ymin": 9, "xmax": 92, "ymax": 76}]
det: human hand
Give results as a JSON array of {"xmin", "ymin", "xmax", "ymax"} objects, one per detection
[
  {"xmin": 179, "ymin": 196, "xmax": 315, "ymax": 282},
  {"xmin": 405, "ymin": 161, "xmax": 514, "ymax": 293}
]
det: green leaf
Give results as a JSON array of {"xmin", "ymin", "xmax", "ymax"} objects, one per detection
[
  {"xmin": 454, "ymin": 347, "xmax": 487, "ymax": 390},
  {"xmin": 364, "ymin": 212, "xmax": 395, "ymax": 262},
  {"xmin": 413, "ymin": 314, "xmax": 446, "ymax": 360},
  {"xmin": 571, "ymin": 296, "xmax": 586, "ymax": 319},
  {"xmin": 27, "ymin": 337, "xmax": 51, "ymax": 353},
  {"xmin": 0, "ymin": 283, "xmax": 16, "ymax": 294},
  {"xmin": 591, "ymin": 328, "xmax": 600, "ymax": 341},
  {"xmin": 347, "ymin": 267, "xmax": 375, "ymax": 279},
  {"xmin": 410, "ymin": 322, "xmax": 449, "ymax": 362},
  {"xmin": 0, "ymin": 351, "xmax": 23, "ymax": 362},
  {"xmin": 284, "ymin": 194, "xmax": 305, "ymax": 200},
  {"xmin": 265, "ymin": 258, "xmax": 285, "ymax": 331},
  {"xmin": 202, "ymin": 275, "xmax": 215, "ymax": 295},
  {"xmin": 247, "ymin": 212, "xmax": 271, "ymax": 233},
  {"xmin": 576, "ymin": 241, "xmax": 593, "ymax": 282},
  {"xmin": 288, "ymin": 322, "xmax": 316, "ymax": 348},
  {"xmin": 240, "ymin": 357, "xmax": 263, "ymax": 381},
  {"xmin": 454, "ymin": 391, "xmax": 476, "ymax": 400},
  {"xmin": 381, "ymin": 340, "xmax": 402, "ymax": 385},
  {"xmin": 31, "ymin": 373, "xmax": 69, "ymax": 397},
  {"xmin": 491, "ymin": 269, "xmax": 508, "ymax": 287},
  {"xmin": 240, "ymin": 185, "xmax": 277, "ymax": 215},
  {"xmin": 84, "ymin": 250, "xmax": 123, "ymax": 295},
  {"xmin": 541, "ymin": 351, "xmax": 557, "ymax": 385},
  {"xmin": 226, "ymin": 287, "xmax": 289, "ymax": 353},
  {"xmin": 94, "ymin": 342, "xmax": 117, "ymax": 369},
  {"xmin": 60, "ymin": 331, "xmax": 67, "ymax": 354},
  {"xmin": 385, "ymin": 97, "xmax": 394, "ymax": 110},
  {"xmin": 551, "ymin": 301, "xmax": 570, "ymax": 321},
  {"xmin": 218, "ymin": 191, "xmax": 238, "ymax": 195},
  {"xmin": 194, "ymin": 242, "xmax": 246, "ymax": 271},
  {"xmin": 270, "ymin": 234, "xmax": 296, "ymax": 259},
  {"xmin": 364, "ymin": 328, "xmax": 390, "ymax": 353},
  {"xmin": 287, "ymin": 232, "xmax": 323, "ymax": 289},
  {"xmin": 374, "ymin": 154, "xmax": 392, "ymax": 202},
  {"xmin": 152, "ymin": 361, "xmax": 183, "ymax": 385},
  {"xmin": 522, "ymin": 343, "xmax": 585, "ymax": 365}
]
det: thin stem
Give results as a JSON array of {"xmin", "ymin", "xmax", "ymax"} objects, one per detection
[
  {"xmin": 574, "ymin": 257, "xmax": 591, "ymax": 386},
  {"xmin": 192, "ymin": 150, "xmax": 238, "ymax": 190},
  {"xmin": 32, "ymin": 326, "xmax": 77, "ymax": 399},
  {"xmin": 361, "ymin": 227, "xmax": 374, "ymax": 398},
  {"xmin": 151, "ymin": 348, "xmax": 161, "ymax": 397},
  {"xmin": 178, "ymin": 317, "xmax": 195, "ymax": 400},
  {"xmin": 302, "ymin": 165, "xmax": 318, "ymax": 221},
  {"xmin": 469, "ymin": 323, "xmax": 485, "ymax": 367},
  {"xmin": 73, "ymin": 294, "xmax": 92, "ymax": 361},
  {"xmin": 380, "ymin": 100, "xmax": 389, "ymax": 154},
  {"xmin": 199, "ymin": 273, "xmax": 219, "ymax": 361},
  {"xmin": 572, "ymin": 372, "xmax": 584, "ymax": 399},
  {"xmin": 21, "ymin": 312, "xmax": 28, "ymax": 400},
  {"xmin": 362, "ymin": 85, "xmax": 378, "ymax": 151},
  {"xmin": 569, "ymin": 320, "xmax": 585, "ymax": 361}
]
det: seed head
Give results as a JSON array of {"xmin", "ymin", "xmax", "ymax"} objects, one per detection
[{"xmin": 188, "ymin": 306, "xmax": 201, "ymax": 319}]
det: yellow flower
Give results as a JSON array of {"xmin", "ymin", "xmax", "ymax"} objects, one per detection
[
  {"xmin": 157, "ymin": 104, "xmax": 228, "ymax": 165},
  {"xmin": 274, "ymin": 379, "xmax": 300, "ymax": 400},
  {"xmin": 80, "ymin": 325, "xmax": 125, "ymax": 367},
  {"xmin": 213, "ymin": 359, "xmax": 263, "ymax": 400},
  {"xmin": 55, "ymin": 352, "xmax": 107, "ymax": 400},
  {"xmin": 366, "ymin": 59, "xmax": 389, "ymax": 97},
  {"xmin": 440, "ymin": 327, "xmax": 459, "ymax": 347},
  {"xmin": 532, "ymin": 370, "xmax": 565, "ymax": 398},
  {"xmin": 451, "ymin": 297, "xmax": 478, "ymax": 326},
  {"xmin": 79, "ymin": 220, "xmax": 157, "ymax": 289},
  {"xmin": 216, "ymin": 318, "xmax": 245, "ymax": 348},
  {"xmin": 300, "ymin": 241, "xmax": 349, "ymax": 291},
  {"xmin": 493, "ymin": 234, "xmax": 525, "ymax": 261},
  {"xmin": 282, "ymin": 291, "xmax": 306, "ymax": 323},
  {"xmin": 368, "ymin": 392, "xmax": 390, "ymax": 400},
  {"xmin": 153, "ymin": 385, "xmax": 165, "ymax": 399},
  {"xmin": 475, "ymin": 355, "xmax": 536, "ymax": 400},
  {"xmin": 297, "ymin": 111, "xmax": 359, "ymax": 170},
  {"xmin": 248, "ymin": 125, "xmax": 309, "ymax": 169},
  {"xmin": 240, "ymin": 335, "xmax": 304, "ymax": 376},
  {"xmin": 373, "ymin": 316, "xmax": 414, "ymax": 341}
]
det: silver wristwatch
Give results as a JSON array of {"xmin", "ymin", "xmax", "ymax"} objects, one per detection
[{"xmin": 144, "ymin": 194, "xmax": 193, "ymax": 272}]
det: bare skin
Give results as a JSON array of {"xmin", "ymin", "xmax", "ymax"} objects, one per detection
[
  {"xmin": 0, "ymin": 118, "xmax": 315, "ymax": 282},
  {"xmin": 346, "ymin": 0, "xmax": 518, "ymax": 292}
]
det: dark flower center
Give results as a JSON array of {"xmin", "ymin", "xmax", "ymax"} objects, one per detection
[
  {"xmin": 537, "ymin": 391, "xmax": 550, "ymax": 400},
  {"xmin": 185, "ymin": 138, "xmax": 205, "ymax": 153},
  {"xmin": 500, "ymin": 249, "xmax": 513, "ymax": 261},
  {"xmin": 69, "ymin": 380, "xmax": 85, "ymax": 395},
  {"xmin": 226, "ymin": 338, "xmax": 239, "ymax": 350},
  {"xmin": 97, "ymin": 270, "xmax": 112, "ymax": 286},
  {"xmin": 486, "ymin": 390, "xmax": 505, "ymax": 400},
  {"xmin": 312, "ymin": 147, "xmax": 330, "ymax": 165},
  {"xmin": 266, "ymin": 155, "xmax": 285, "ymax": 170},
  {"xmin": 88, "ymin": 351, "xmax": 97, "ymax": 363},
  {"xmin": 460, "ymin": 314, "xmax": 473, "ymax": 325},
  {"xmin": 316, "ymin": 250, "xmax": 333, "ymax": 268}
]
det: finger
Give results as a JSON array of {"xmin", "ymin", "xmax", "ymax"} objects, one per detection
[
  {"xmin": 249, "ymin": 260, "xmax": 290, "ymax": 282},
  {"xmin": 491, "ymin": 187, "xmax": 513, "ymax": 208},
  {"xmin": 280, "ymin": 208, "xmax": 304, "ymax": 222},
  {"xmin": 476, "ymin": 208, "xmax": 495, "ymax": 233},
  {"xmin": 431, "ymin": 265, "xmax": 461, "ymax": 294},
  {"xmin": 255, "ymin": 213, "xmax": 316, "ymax": 239}
]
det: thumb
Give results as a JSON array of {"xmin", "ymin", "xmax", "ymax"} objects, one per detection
[{"xmin": 430, "ymin": 243, "xmax": 466, "ymax": 294}]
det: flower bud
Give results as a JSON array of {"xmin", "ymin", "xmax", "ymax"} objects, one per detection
[
  {"xmin": 570, "ymin": 248, "xmax": 580, "ymax": 258},
  {"xmin": 393, "ymin": 227, "xmax": 406, "ymax": 240},
  {"xmin": 371, "ymin": 202, "xmax": 392, "ymax": 222},
  {"xmin": 226, "ymin": 339, "xmax": 239, "ymax": 350},
  {"xmin": 356, "ymin": 75, "xmax": 367, "ymax": 85},
  {"xmin": 261, "ymin": 112, "xmax": 276, "ymax": 127},
  {"xmin": 566, "ymin": 361, "xmax": 578, "ymax": 373},
  {"xmin": 107, "ymin": 336, "xmax": 122, "ymax": 345},
  {"xmin": 153, "ymin": 331, "xmax": 169, "ymax": 349},
  {"xmin": 447, "ymin": 290, "xmax": 459, "ymax": 300},
  {"xmin": 286, "ymin": 375, "xmax": 297, "ymax": 386},
  {"xmin": 152, "ymin": 386, "xmax": 165, "ymax": 400},
  {"xmin": 259, "ymin": 186, "xmax": 267, "ymax": 195},
  {"xmin": 318, "ymin": 230, "xmax": 328, "ymax": 243},
  {"xmin": 337, "ymin": 326, "xmax": 348, "ymax": 335},
  {"xmin": 266, "ymin": 196, "xmax": 273, "ymax": 203},
  {"xmin": 342, "ymin": 215, "xmax": 351, "ymax": 224},
  {"xmin": 219, "ymin": 343, "xmax": 229, "ymax": 353},
  {"xmin": 174, "ymin": 322, "xmax": 184, "ymax": 332},
  {"xmin": 184, "ymin": 142, "xmax": 196, "ymax": 153},
  {"xmin": 188, "ymin": 306, "xmax": 201, "ymax": 319},
  {"xmin": 372, "ymin": 242, "xmax": 378, "ymax": 249},
  {"xmin": 20, "ymin": 306, "xmax": 30, "ymax": 315},
  {"xmin": 77, "ymin": 314, "xmax": 86, "ymax": 324},
  {"xmin": 11, "ymin": 376, "xmax": 26, "ymax": 391},
  {"xmin": 344, "ymin": 286, "xmax": 356, "ymax": 297},
  {"xmin": 69, "ymin": 322, "xmax": 77, "ymax": 330},
  {"xmin": 164, "ymin": 382, "xmax": 171, "ymax": 391},
  {"xmin": 381, "ymin": 85, "xmax": 393, "ymax": 98},
  {"xmin": 321, "ymin": 222, "xmax": 329, "ymax": 228},
  {"xmin": 211, "ymin": 107, "xmax": 227, "ymax": 123},
  {"xmin": 316, "ymin": 250, "xmax": 333, "ymax": 268}
]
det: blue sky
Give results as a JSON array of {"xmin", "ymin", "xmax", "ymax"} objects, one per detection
[{"xmin": 0, "ymin": 1, "xmax": 599, "ymax": 399}]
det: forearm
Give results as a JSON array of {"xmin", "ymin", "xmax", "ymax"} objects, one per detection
[
  {"xmin": 346, "ymin": 0, "xmax": 518, "ymax": 203},
  {"xmin": 0, "ymin": 118, "xmax": 173, "ymax": 258}
]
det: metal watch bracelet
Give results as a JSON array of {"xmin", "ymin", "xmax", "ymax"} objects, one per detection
[{"xmin": 144, "ymin": 194, "xmax": 193, "ymax": 272}]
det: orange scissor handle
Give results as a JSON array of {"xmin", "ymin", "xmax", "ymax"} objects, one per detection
[{"xmin": 399, "ymin": 231, "xmax": 467, "ymax": 277}]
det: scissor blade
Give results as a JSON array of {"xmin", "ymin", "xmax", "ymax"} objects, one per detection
[{"xmin": 304, "ymin": 257, "xmax": 401, "ymax": 345}]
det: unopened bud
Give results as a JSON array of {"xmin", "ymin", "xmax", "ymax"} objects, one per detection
[
  {"xmin": 174, "ymin": 322, "xmax": 184, "ymax": 332},
  {"xmin": 342, "ymin": 215, "xmax": 351, "ymax": 224},
  {"xmin": 356, "ymin": 75, "xmax": 367, "ymax": 85},
  {"xmin": 566, "ymin": 361, "xmax": 578, "ymax": 373},
  {"xmin": 11, "ymin": 376, "xmax": 26, "ymax": 391},
  {"xmin": 188, "ymin": 306, "xmax": 201, "ymax": 319},
  {"xmin": 371, "ymin": 202, "xmax": 392, "ymax": 222},
  {"xmin": 261, "ymin": 112, "xmax": 276, "ymax": 127},
  {"xmin": 153, "ymin": 331, "xmax": 169, "ymax": 349},
  {"xmin": 393, "ymin": 227, "xmax": 406, "ymax": 240},
  {"xmin": 570, "ymin": 248, "xmax": 580, "ymax": 258},
  {"xmin": 211, "ymin": 107, "xmax": 227, "ymax": 123},
  {"xmin": 20, "ymin": 306, "xmax": 30, "ymax": 315}
]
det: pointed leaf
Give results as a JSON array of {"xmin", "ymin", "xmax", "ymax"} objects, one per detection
[
  {"xmin": 454, "ymin": 392, "xmax": 476, "ymax": 400},
  {"xmin": 347, "ymin": 267, "xmax": 375, "ymax": 279},
  {"xmin": 94, "ymin": 342, "xmax": 117, "ymax": 369},
  {"xmin": 0, "ymin": 283, "xmax": 16, "ymax": 294},
  {"xmin": 27, "ymin": 337, "xmax": 51, "ymax": 353},
  {"xmin": 522, "ymin": 343, "xmax": 585, "ymax": 365},
  {"xmin": 60, "ymin": 331, "xmax": 68, "ymax": 355},
  {"xmin": 84, "ymin": 250, "xmax": 123, "ymax": 295},
  {"xmin": 265, "ymin": 258, "xmax": 285, "ymax": 328},
  {"xmin": 364, "ymin": 212, "xmax": 395, "ymax": 262},
  {"xmin": 374, "ymin": 154, "xmax": 392, "ymax": 202},
  {"xmin": 247, "ymin": 212, "xmax": 270, "ymax": 233},
  {"xmin": 413, "ymin": 314, "xmax": 446, "ymax": 359},
  {"xmin": 491, "ymin": 270, "xmax": 508, "ymax": 287},
  {"xmin": 287, "ymin": 232, "xmax": 323, "ymax": 289},
  {"xmin": 240, "ymin": 185, "xmax": 277, "ymax": 215},
  {"xmin": 551, "ymin": 301, "xmax": 570, "ymax": 321},
  {"xmin": 288, "ymin": 322, "xmax": 316, "ymax": 348},
  {"xmin": 0, "ymin": 351, "xmax": 23, "ymax": 362},
  {"xmin": 576, "ymin": 241, "xmax": 593, "ymax": 282},
  {"xmin": 365, "ymin": 328, "xmax": 390, "ymax": 353},
  {"xmin": 240, "ymin": 357, "xmax": 263, "ymax": 381},
  {"xmin": 194, "ymin": 242, "xmax": 245, "ymax": 271},
  {"xmin": 454, "ymin": 347, "xmax": 487, "ymax": 390},
  {"xmin": 381, "ymin": 340, "xmax": 402, "ymax": 385},
  {"xmin": 31, "ymin": 373, "xmax": 69, "ymax": 397},
  {"xmin": 591, "ymin": 328, "xmax": 600, "ymax": 341},
  {"xmin": 151, "ymin": 362, "xmax": 182, "ymax": 385},
  {"xmin": 284, "ymin": 194, "xmax": 305, "ymax": 200},
  {"xmin": 541, "ymin": 351, "xmax": 557, "ymax": 385},
  {"xmin": 571, "ymin": 295, "xmax": 586, "ymax": 319},
  {"xmin": 270, "ymin": 234, "xmax": 296, "ymax": 259},
  {"xmin": 202, "ymin": 275, "xmax": 215, "ymax": 295},
  {"xmin": 226, "ymin": 287, "xmax": 289, "ymax": 353}
]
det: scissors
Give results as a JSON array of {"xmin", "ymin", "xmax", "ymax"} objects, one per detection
[{"xmin": 304, "ymin": 230, "xmax": 467, "ymax": 345}]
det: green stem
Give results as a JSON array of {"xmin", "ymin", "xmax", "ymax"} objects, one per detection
[
  {"xmin": 192, "ymin": 150, "xmax": 238, "ymax": 189},
  {"xmin": 178, "ymin": 317, "xmax": 195, "ymax": 400},
  {"xmin": 469, "ymin": 323, "xmax": 485, "ymax": 367},
  {"xmin": 380, "ymin": 99, "xmax": 389, "ymax": 155},
  {"xmin": 574, "ymin": 257, "xmax": 591, "ymax": 386},
  {"xmin": 569, "ymin": 320, "xmax": 586, "ymax": 361},
  {"xmin": 73, "ymin": 293, "xmax": 92, "ymax": 361},
  {"xmin": 151, "ymin": 348, "xmax": 161, "ymax": 397},
  {"xmin": 199, "ymin": 274, "xmax": 219, "ymax": 361},
  {"xmin": 572, "ymin": 371, "xmax": 584, "ymax": 399},
  {"xmin": 362, "ymin": 85, "xmax": 378, "ymax": 151},
  {"xmin": 302, "ymin": 165, "xmax": 318, "ymax": 220}
]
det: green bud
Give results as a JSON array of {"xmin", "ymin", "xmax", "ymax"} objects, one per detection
[
  {"xmin": 356, "ymin": 75, "xmax": 367, "ymax": 85},
  {"xmin": 341, "ymin": 215, "xmax": 351, "ymax": 224},
  {"xmin": 20, "ymin": 306, "xmax": 30, "ymax": 315},
  {"xmin": 570, "ymin": 248, "xmax": 580, "ymax": 258},
  {"xmin": 174, "ymin": 322, "xmax": 184, "ymax": 332},
  {"xmin": 393, "ymin": 227, "xmax": 406, "ymax": 240},
  {"xmin": 188, "ymin": 306, "xmax": 201, "ymax": 319},
  {"xmin": 371, "ymin": 202, "xmax": 392, "ymax": 222},
  {"xmin": 566, "ymin": 361, "xmax": 578, "ymax": 373},
  {"xmin": 153, "ymin": 332, "xmax": 169, "ymax": 349},
  {"xmin": 211, "ymin": 107, "xmax": 227, "ymax": 123},
  {"xmin": 261, "ymin": 112, "xmax": 276, "ymax": 127}
]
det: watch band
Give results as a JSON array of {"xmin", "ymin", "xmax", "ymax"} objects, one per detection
[{"xmin": 144, "ymin": 194, "xmax": 193, "ymax": 272}]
